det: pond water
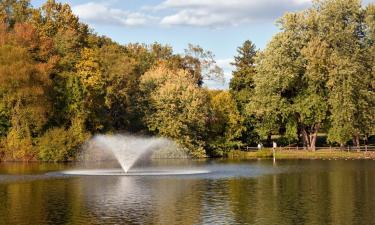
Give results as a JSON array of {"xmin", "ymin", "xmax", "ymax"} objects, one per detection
[{"xmin": 0, "ymin": 159, "xmax": 375, "ymax": 225}]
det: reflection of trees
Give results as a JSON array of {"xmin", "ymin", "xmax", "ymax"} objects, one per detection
[
  {"xmin": 228, "ymin": 178, "xmax": 257, "ymax": 224},
  {"xmin": 152, "ymin": 179, "xmax": 203, "ymax": 225},
  {"xmin": 0, "ymin": 178, "xmax": 91, "ymax": 225},
  {"xmin": 226, "ymin": 161, "xmax": 375, "ymax": 225},
  {"xmin": 1, "ymin": 161, "xmax": 375, "ymax": 224},
  {"xmin": 80, "ymin": 177, "xmax": 205, "ymax": 225}
]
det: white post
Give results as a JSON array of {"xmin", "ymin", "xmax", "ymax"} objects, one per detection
[{"xmin": 272, "ymin": 141, "xmax": 277, "ymax": 164}]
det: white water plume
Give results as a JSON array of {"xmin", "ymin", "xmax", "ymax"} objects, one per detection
[{"xmin": 82, "ymin": 135, "xmax": 179, "ymax": 173}]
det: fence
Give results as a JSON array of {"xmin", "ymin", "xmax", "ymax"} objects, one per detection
[{"xmin": 242, "ymin": 146, "xmax": 375, "ymax": 152}]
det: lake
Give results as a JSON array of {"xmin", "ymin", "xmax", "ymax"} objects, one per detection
[{"xmin": 0, "ymin": 159, "xmax": 375, "ymax": 225}]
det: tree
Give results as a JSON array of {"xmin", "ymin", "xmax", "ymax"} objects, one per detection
[
  {"xmin": 140, "ymin": 64, "xmax": 209, "ymax": 157},
  {"xmin": 100, "ymin": 43, "xmax": 139, "ymax": 131},
  {"xmin": 249, "ymin": 11, "xmax": 327, "ymax": 150},
  {"xmin": 363, "ymin": 4, "xmax": 375, "ymax": 146},
  {"xmin": 33, "ymin": 0, "xmax": 89, "ymax": 128},
  {"xmin": 207, "ymin": 90, "xmax": 245, "ymax": 156},
  {"xmin": 75, "ymin": 47, "xmax": 107, "ymax": 132},
  {"xmin": 183, "ymin": 44, "xmax": 224, "ymax": 85},
  {"xmin": 315, "ymin": 0, "xmax": 373, "ymax": 147},
  {"xmin": 229, "ymin": 40, "xmax": 259, "ymax": 145},
  {"xmin": 230, "ymin": 40, "xmax": 257, "ymax": 111}
]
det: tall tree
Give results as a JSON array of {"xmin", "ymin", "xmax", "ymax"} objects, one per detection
[
  {"xmin": 363, "ymin": 3, "xmax": 375, "ymax": 146},
  {"xmin": 33, "ymin": 0, "xmax": 89, "ymax": 128},
  {"xmin": 140, "ymin": 64, "xmax": 209, "ymax": 157},
  {"xmin": 229, "ymin": 40, "xmax": 259, "ymax": 145},
  {"xmin": 207, "ymin": 90, "xmax": 245, "ymax": 156},
  {"xmin": 317, "ymin": 0, "xmax": 373, "ymax": 147},
  {"xmin": 249, "ymin": 12, "xmax": 316, "ymax": 149},
  {"xmin": 230, "ymin": 40, "xmax": 257, "ymax": 111}
]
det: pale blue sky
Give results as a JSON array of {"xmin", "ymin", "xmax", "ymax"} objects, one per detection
[{"xmin": 30, "ymin": 0, "xmax": 374, "ymax": 88}]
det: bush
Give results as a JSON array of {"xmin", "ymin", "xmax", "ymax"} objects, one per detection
[
  {"xmin": 38, "ymin": 118, "xmax": 90, "ymax": 162},
  {"xmin": 4, "ymin": 128, "xmax": 35, "ymax": 161},
  {"xmin": 207, "ymin": 140, "xmax": 243, "ymax": 157},
  {"xmin": 38, "ymin": 128, "xmax": 72, "ymax": 162}
]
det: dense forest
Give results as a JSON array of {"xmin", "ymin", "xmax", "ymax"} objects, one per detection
[{"xmin": 0, "ymin": 0, "xmax": 374, "ymax": 161}]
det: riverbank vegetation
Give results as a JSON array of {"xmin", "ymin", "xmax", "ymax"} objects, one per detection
[
  {"xmin": 227, "ymin": 149, "xmax": 375, "ymax": 160},
  {"xmin": 0, "ymin": 0, "xmax": 374, "ymax": 161}
]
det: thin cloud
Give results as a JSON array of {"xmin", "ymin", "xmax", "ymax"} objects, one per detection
[
  {"xmin": 158, "ymin": 0, "xmax": 312, "ymax": 27},
  {"xmin": 72, "ymin": 2, "xmax": 157, "ymax": 26},
  {"xmin": 216, "ymin": 58, "xmax": 234, "ymax": 71},
  {"xmin": 213, "ymin": 58, "xmax": 235, "ymax": 89},
  {"xmin": 71, "ymin": 0, "xmax": 313, "ymax": 28},
  {"xmin": 70, "ymin": 0, "xmax": 373, "ymax": 28}
]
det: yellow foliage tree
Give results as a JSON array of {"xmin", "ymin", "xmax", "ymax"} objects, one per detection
[{"xmin": 140, "ymin": 64, "xmax": 209, "ymax": 157}]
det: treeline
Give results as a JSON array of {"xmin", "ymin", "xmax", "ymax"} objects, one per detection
[
  {"xmin": 0, "ymin": 0, "xmax": 236, "ymax": 160},
  {"xmin": 0, "ymin": 0, "xmax": 374, "ymax": 161}
]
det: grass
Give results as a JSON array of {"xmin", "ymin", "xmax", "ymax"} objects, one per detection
[{"xmin": 227, "ymin": 149, "xmax": 375, "ymax": 160}]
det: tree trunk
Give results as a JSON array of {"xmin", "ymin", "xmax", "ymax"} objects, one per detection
[
  {"xmin": 353, "ymin": 134, "xmax": 360, "ymax": 152},
  {"xmin": 301, "ymin": 128, "xmax": 309, "ymax": 150},
  {"xmin": 310, "ymin": 132, "xmax": 318, "ymax": 151},
  {"xmin": 299, "ymin": 123, "xmax": 320, "ymax": 151}
]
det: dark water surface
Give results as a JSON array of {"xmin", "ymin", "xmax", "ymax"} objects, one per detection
[{"xmin": 0, "ymin": 159, "xmax": 375, "ymax": 225}]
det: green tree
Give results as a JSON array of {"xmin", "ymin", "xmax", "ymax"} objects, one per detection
[
  {"xmin": 230, "ymin": 40, "xmax": 257, "ymax": 111},
  {"xmin": 249, "ymin": 11, "xmax": 328, "ymax": 150},
  {"xmin": 363, "ymin": 4, "xmax": 375, "ymax": 145},
  {"xmin": 207, "ymin": 90, "xmax": 245, "ymax": 156},
  {"xmin": 140, "ymin": 64, "xmax": 209, "ymax": 157},
  {"xmin": 229, "ymin": 40, "xmax": 259, "ymax": 145},
  {"xmin": 99, "ymin": 43, "xmax": 139, "ymax": 131},
  {"xmin": 315, "ymin": 0, "xmax": 373, "ymax": 147},
  {"xmin": 33, "ymin": 0, "xmax": 89, "ymax": 128}
]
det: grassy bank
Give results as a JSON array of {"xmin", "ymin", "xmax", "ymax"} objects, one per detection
[{"xmin": 227, "ymin": 149, "xmax": 375, "ymax": 160}]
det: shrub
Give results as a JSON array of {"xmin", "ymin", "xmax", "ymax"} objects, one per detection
[
  {"xmin": 38, "ymin": 128, "xmax": 71, "ymax": 162},
  {"xmin": 4, "ymin": 128, "xmax": 35, "ymax": 161},
  {"xmin": 38, "ymin": 118, "xmax": 90, "ymax": 162}
]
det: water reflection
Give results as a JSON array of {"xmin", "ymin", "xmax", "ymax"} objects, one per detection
[{"xmin": 0, "ymin": 160, "xmax": 375, "ymax": 225}]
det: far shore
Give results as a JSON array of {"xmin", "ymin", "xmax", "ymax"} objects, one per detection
[
  {"xmin": 2, "ymin": 148, "xmax": 375, "ymax": 163},
  {"xmin": 227, "ymin": 149, "xmax": 375, "ymax": 160}
]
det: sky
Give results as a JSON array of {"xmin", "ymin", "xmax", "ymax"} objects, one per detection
[{"xmin": 30, "ymin": 0, "xmax": 374, "ymax": 89}]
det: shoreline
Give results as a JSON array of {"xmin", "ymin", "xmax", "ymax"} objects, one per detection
[
  {"xmin": 1, "ymin": 149, "xmax": 375, "ymax": 163},
  {"xmin": 227, "ymin": 149, "xmax": 375, "ymax": 160}
]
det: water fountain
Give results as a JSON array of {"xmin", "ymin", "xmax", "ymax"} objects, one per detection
[
  {"xmin": 91, "ymin": 135, "xmax": 172, "ymax": 173},
  {"xmin": 62, "ymin": 134, "xmax": 210, "ymax": 176}
]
